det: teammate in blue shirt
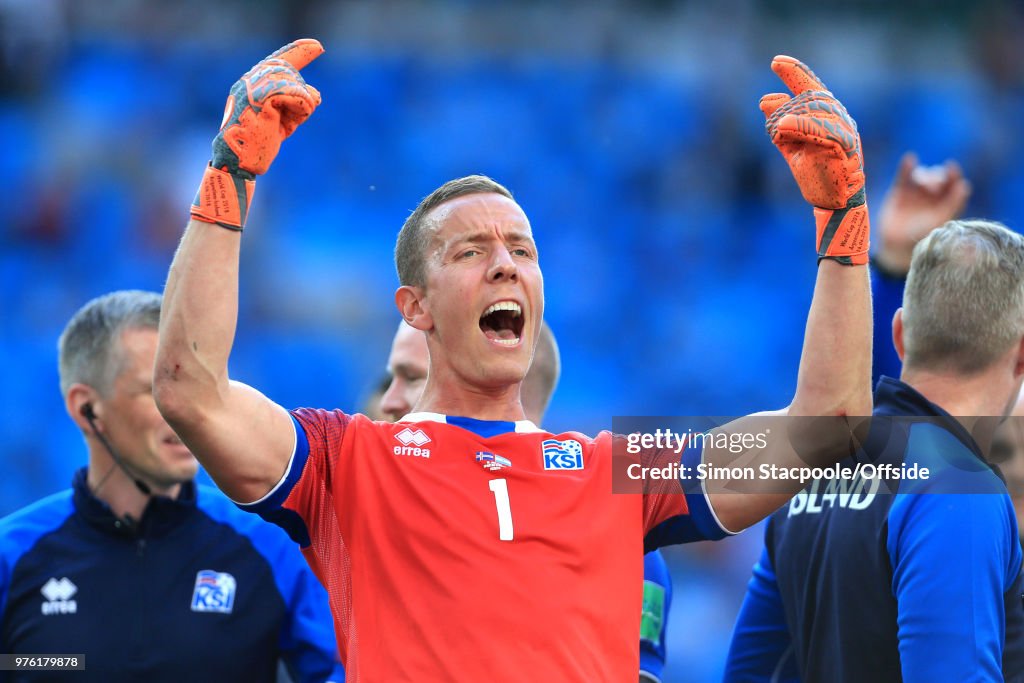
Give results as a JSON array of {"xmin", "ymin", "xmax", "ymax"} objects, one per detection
[
  {"xmin": 725, "ymin": 219, "xmax": 1024, "ymax": 682},
  {"xmin": 0, "ymin": 291, "xmax": 343, "ymax": 683}
]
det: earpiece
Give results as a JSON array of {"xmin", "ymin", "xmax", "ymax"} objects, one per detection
[{"xmin": 79, "ymin": 401, "xmax": 153, "ymax": 497}]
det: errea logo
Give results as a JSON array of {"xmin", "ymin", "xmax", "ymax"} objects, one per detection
[
  {"xmin": 41, "ymin": 577, "xmax": 77, "ymax": 615},
  {"xmin": 394, "ymin": 428, "xmax": 431, "ymax": 458}
]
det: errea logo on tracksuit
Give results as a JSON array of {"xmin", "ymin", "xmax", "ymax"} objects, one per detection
[{"xmin": 40, "ymin": 577, "xmax": 77, "ymax": 615}]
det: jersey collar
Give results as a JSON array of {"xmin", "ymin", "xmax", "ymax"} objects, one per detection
[
  {"xmin": 399, "ymin": 412, "xmax": 544, "ymax": 437},
  {"xmin": 874, "ymin": 376, "xmax": 987, "ymax": 463}
]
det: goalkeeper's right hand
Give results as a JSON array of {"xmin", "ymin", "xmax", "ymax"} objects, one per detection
[
  {"xmin": 191, "ymin": 39, "xmax": 324, "ymax": 231},
  {"xmin": 760, "ymin": 55, "xmax": 869, "ymax": 266}
]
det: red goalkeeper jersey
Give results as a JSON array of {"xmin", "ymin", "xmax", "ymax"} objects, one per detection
[{"xmin": 241, "ymin": 410, "xmax": 728, "ymax": 682}]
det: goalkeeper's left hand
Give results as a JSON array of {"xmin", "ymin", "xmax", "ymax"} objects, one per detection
[
  {"xmin": 760, "ymin": 55, "xmax": 869, "ymax": 265},
  {"xmin": 191, "ymin": 38, "xmax": 324, "ymax": 231}
]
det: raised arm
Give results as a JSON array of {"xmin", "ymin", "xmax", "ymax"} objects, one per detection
[
  {"xmin": 154, "ymin": 40, "xmax": 324, "ymax": 503},
  {"xmin": 705, "ymin": 57, "xmax": 873, "ymax": 531},
  {"xmin": 871, "ymin": 152, "xmax": 971, "ymax": 383}
]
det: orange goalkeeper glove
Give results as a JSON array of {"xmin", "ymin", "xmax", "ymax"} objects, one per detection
[
  {"xmin": 761, "ymin": 56, "xmax": 869, "ymax": 265},
  {"xmin": 191, "ymin": 39, "xmax": 324, "ymax": 231}
]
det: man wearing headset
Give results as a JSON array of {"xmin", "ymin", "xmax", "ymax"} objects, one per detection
[{"xmin": 0, "ymin": 290, "xmax": 343, "ymax": 683}]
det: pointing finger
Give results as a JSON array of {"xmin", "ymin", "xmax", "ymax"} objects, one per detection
[
  {"xmin": 771, "ymin": 55, "xmax": 830, "ymax": 96},
  {"xmin": 266, "ymin": 38, "xmax": 325, "ymax": 71}
]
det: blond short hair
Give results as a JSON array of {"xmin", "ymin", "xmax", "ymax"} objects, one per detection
[{"xmin": 902, "ymin": 219, "xmax": 1024, "ymax": 374}]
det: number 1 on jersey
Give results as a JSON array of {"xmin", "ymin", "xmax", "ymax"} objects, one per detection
[{"xmin": 488, "ymin": 478, "xmax": 514, "ymax": 541}]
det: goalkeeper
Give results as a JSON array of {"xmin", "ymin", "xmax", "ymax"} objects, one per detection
[{"xmin": 154, "ymin": 42, "xmax": 873, "ymax": 681}]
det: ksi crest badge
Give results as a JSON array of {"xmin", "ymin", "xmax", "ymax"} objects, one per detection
[
  {"xmin": 542, "ymin": 439, "xmax": 585, "ymax": 470},
  {"xmin": 191, "ymin": 570, "xmax": 237, "ymax": 614}
]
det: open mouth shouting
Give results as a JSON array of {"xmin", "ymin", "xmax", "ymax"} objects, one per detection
[{"xmin": 479, "ymin": 300, "xmax": 524, "ymax": 347}]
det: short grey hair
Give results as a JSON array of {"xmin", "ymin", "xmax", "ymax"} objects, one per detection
[
  {"xmin": 58, "ymin": 290, "xmax": 162, "ymax": 396},
  {"xmin": 395, "ymin": 175, "xmax": 514, "ymax": 287},
  {"xmin": 902, "ymin": 219, "xmax": 1024, "ymax": 374}
]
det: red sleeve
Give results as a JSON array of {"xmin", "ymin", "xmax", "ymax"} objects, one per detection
[
  {"xmin": 235, "ymin": 408, "xmax": 351, "ymax": 550},
  {"xmin": 618, "ymin": 435, "xmax": 733, "ymax": 549}
]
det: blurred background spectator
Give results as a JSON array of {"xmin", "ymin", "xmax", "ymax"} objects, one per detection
[{"xmin": 2, "ymin": 1, "xmax": 1022, "ymax": 680}]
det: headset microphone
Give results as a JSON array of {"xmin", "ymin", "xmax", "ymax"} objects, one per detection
[{"xmin": 81, "ymin": 404, "xmax": 153, "ymax": 497}]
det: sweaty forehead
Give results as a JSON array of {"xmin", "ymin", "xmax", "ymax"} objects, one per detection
[{"xmin": 425, "ymin": 193, "xmax": 532, "ymax": 247}]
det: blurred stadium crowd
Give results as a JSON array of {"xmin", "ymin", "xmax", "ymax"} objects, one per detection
[{"xmin": 2, "ymin": 0, "xmax": 1023, "ymax": 680}]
